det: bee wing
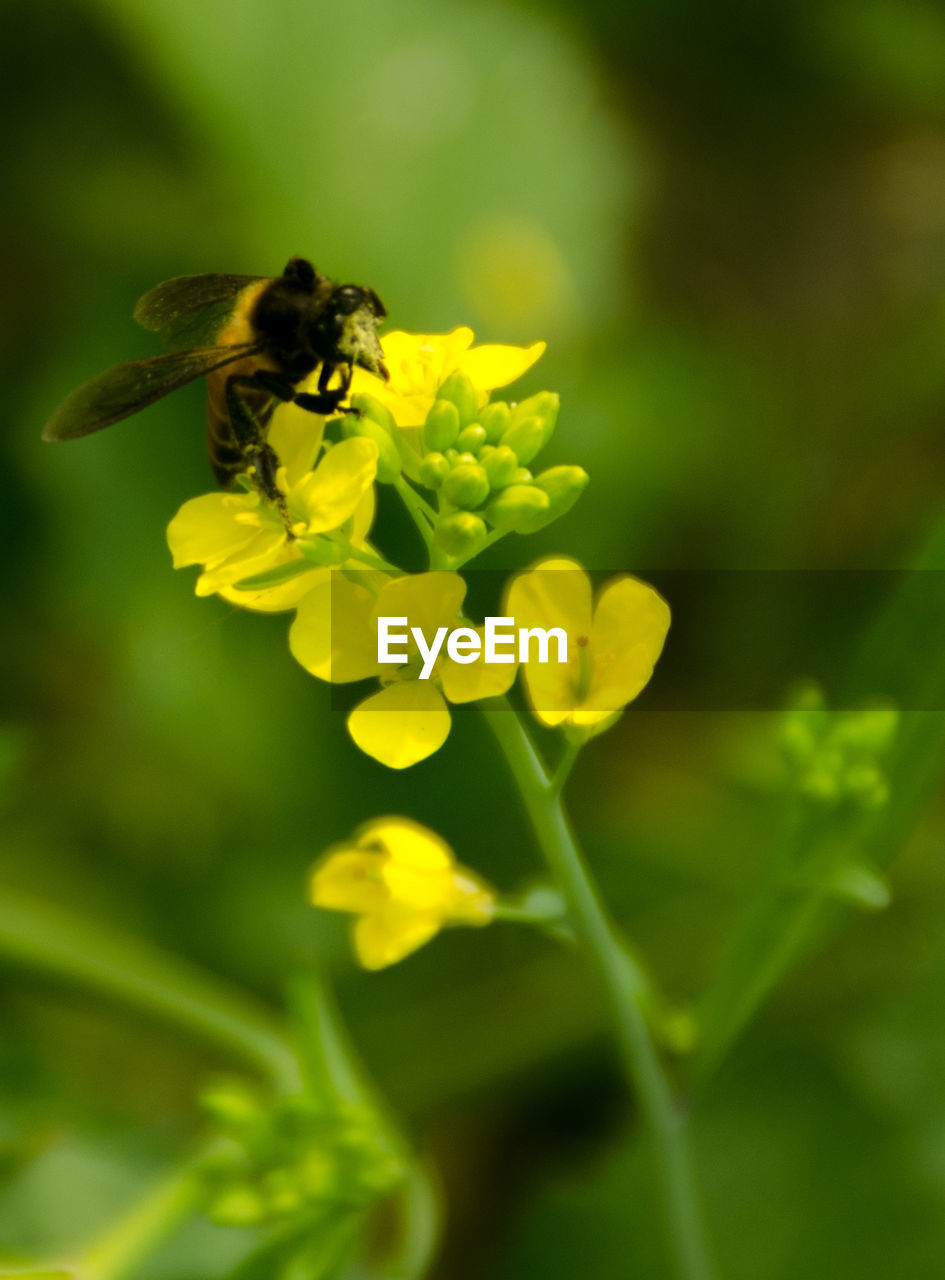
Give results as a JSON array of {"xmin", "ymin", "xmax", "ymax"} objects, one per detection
[
  {"xmin": 43, "ymin": 344, "xmax": 258, "ymax": 441},
  {"xmin": 134, "ymin": 273, "xmax": 267, "ymax": 351}
]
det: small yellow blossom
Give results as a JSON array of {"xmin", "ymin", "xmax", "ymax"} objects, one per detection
[
  {"xmin": 310, "ymin": 817, "xmax": 495, "ymax": 969},
  {"xmin": 289, "ymin": 571, "xmax": 516, "ymax": 769},
  {"xmin": 349, "ymin": 328, "xmax": 546, "ymax": 427},
  {"xmin": 167, "ymin": 408, "xmax": 379, "ymax": 612},
  {"xmin": 506, "ymin": 557, "xmax": 670, "ymax": 731}
]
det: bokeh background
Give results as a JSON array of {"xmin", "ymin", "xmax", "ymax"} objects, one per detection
[{"xmin": 4, "ymin": 1, "xmax": 945, "ymax": 1276}]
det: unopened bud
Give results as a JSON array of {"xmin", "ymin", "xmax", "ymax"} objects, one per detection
[
  {"xmin": 485, "ymin": 484, "xmax": 551, "ymax": 533},
  {"xmin": 532, "ymin": 465, "xmax": 589, "ymax": 525},
  {"xmin": 442, "ymin": 462, "xmax": 490, "ymax": 509},
  {"xmin": 341, "ymin": 416, "xmax": 401, "ymax": 482},
  {"xmin": 501, "ymin": 392, "xmax": 559, "ymax": 462},
  {"xmin": 481, "ymin": 445, "xmax": 518, "ymax": 490},
  {"xmin": 349, "ymin": 393, "xmax": 397, "ymax": 435},
  {"xmin": 437, "ymin": 370, "xmax": 479, "ymax": 426},
  {"xmin": 423, "ymin": 400, "xmax": 461, "ymax": 452},
  {"xmin": 480, "ymin": 400, "xmax": 511, "ymax": 443},
  {"xmin": 435, "ymin": 511, "xmax": 488, "ymax": 558},
  {"xmin": 418, "ymin": 452, "xmax": 450, "ymax": 489},
  {"xmin": 456, "ymin": 423, "xmax": 487, "ymax": 453}
]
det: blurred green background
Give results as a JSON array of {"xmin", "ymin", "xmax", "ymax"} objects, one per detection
[{"xmin": 4, "ymin": 0, "xmax": 945, "ymax": 1276}]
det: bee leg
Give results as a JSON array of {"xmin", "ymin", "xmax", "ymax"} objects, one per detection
[
  {"xmin": 224, "ymin": 374, "xmax": 294, "ymax": 533},
  {"xmin": 293, "ymin": 361, "xmax": 356, "ymax": 416}
]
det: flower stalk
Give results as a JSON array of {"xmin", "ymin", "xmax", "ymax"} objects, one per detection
[{"xmin": 482, "ymin": 704, "xmax": 716, "ymax": 1280}]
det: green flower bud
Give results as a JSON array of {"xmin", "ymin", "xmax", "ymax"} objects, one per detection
[
  {"xmin": 418, "ymin": 452, "xmax": 450, "ymax": 489},
  {"xmin": 455, "ymin": 451, "xmax": 478, "ymax": 467},
  {"xmin": 485, "ymin": 484, "xmax": 551, "ymax": 533},
  {"xmin": 481, "ymin": 445, "xmax": 518, "ymax": 490},
  {"xmin": 435, "ymin": 511, "xmax": 488, "ymax": 558},
  {"xmin": 442, "ymin": 462, "xmax": 490, "ymax": 509},
  {"xmin": 298, "ymin": 536, "xmax": 349, "ymax": 566},
  {"xmin": 509, "ymin": 390, "xmax": 559, "ymax": 431},
  {"xmin": 437, "ymin": 369, "xmax": 479, "ymax": 426},
  {"xmin": 444, "ymin": 447, "xmax": 459, "ymax": 465},
  {"xmin": 349, "ymin": 392, "xmax": 397, "ymax": 435},
  {"xmin": 500, "ymin": 416, "xmax": 547, "ymax": 465},
  {"xmin": 531, "ymin": 465, "xmax": 589, "ymax": 526},
  {"xmin": 341, "ymin": 416, "xmax": 401, "ymax": 482},
  {"xmin": 423, "ymin": 399, "xmax": 461, "ymax": 451},
  {"xmin": 456, "ymin": 423, "xmax": 487, "ymax": 453},
  {"xmin": 512, "ymin": 467, "xmax": 533, "ymax": 484},
  {"xmin": 501, "ymin": 392, "xmax": 559, "ymax": 462},
  {"xmin": 478, "ymin": 444, "xmax": 496, "ymax": 462},
  {"xmin": 480, "ymin": 400, "xmax": 511, "ymax": 443}
]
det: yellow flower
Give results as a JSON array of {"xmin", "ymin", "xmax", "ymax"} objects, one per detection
[
  {"xmin": 506, "ymin": 557, "xmax": 670, "ymax": 731},
  {"xmin": 310, "ymin": 817, "xmax": 494, "ymax": 969},
  {"xmin": 167, "ymin": 408, "xmax": 379, "ymax": 612},
  {"xmin": 289, "ymin": 571, "xmax": 516, "ymax": 769},
  {"xmin": 349, "ymin": 328, "xmax": 546, "ymax": 427}
]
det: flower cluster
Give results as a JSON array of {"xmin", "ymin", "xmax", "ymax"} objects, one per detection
[
  {"xmin": 166, "ymin": 326, "xmax": 672, "ymax": 968},
  {"xmin": 346, "ymin": 329, "xmax": 588, "ymax": 563},
  {"xmin": 200, "ymin": 1078, "xmax": 405, "ymax": 1226}
]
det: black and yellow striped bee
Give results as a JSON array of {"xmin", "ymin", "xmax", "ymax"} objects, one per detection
[{"xmin": 43, "ymin": 257, "xmax": 388, "ymax": 511}]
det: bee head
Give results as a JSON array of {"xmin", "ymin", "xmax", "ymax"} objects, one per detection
[{"xmin": 325, "ymin": 284, "xmax": 389, "ymax": 381}]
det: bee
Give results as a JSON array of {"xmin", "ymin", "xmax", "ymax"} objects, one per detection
[{"xmin": 43, "ymin": 257, "xmax": 388, "ymax": 520}]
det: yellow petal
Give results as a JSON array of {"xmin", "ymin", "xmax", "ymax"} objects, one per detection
[
  {"xmin": 348, "ymin": 487, "xmax": 376, "ymax": 546},
  {"xmin": 349, "ymin": 329, "xmax": 477, "ymax": 426},
  {"xmin": 356, "ymin": 817, "xmax": 453, "ymax": 873},
  {"xmin": 459, "ymin": 341, "xmax": 546, "ymax": 391},
  {"xmin": 582, "ymin": 576, "xmax": 671, "ymax": 714},
  {"xmin": 353, "ymin": 906, "xmax": 442, "ymax": 969},
  {"xmin": 440, "ymin": 625, "xmax": 518, "ymax": 703},
  {"xmin": 167, "ymin": 492, "xmax": 259, "ymax": 568},
  {"xmin": 268, "ymin": 402, "xmax": 326, "ymax": 488},
  {"xmin": 347, "ymin": 681, "xmax": 451, "ymax": 769},
  {"xmin": 505, "ymin": 558, "xmax": 590, "ymax": 725},
  {"xmin": 506, "ymin": 557, "xmax": 592, "ymax": 636},
  {"xmin": 289, "ymin": 576, "xmax": 378, "ymax": 682},
  {"xmin": 294, "ymin": 438, "xmax": 379, "ymax": 533},
  {"xmin": 194, "ymin": 526, "xmax": 287, "ymax": 596},
  {"xmin": 376, "ymin": 572, "xmax": 467, "ymax": 643},
  {"xmin": 381, "ymin": 863, "xmax": 457, "ymax": 911},
  {"xmin": 309, "ymin": 849, "xmax": 388, "ymax": 913}
]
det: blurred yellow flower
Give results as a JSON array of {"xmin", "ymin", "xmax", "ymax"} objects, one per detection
[
  {"xmin": 310, "ymin": 817, "xmax": 494, "ymax": 969},
  {"xmin": 167, "ymin": 408, "xmax": 379, "ymax": 612},
  {"xmin": 506, "ymin": 557, "xmax": 670, "ymax": 730},
  {"xmin": 349, "ymin": 328, "xmax": 546, "ymax": 427},
  {"xmin": 289, "ymin": 570, "xmax": 516, "ymax": 769}
]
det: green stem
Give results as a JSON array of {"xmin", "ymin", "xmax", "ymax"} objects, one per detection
[
  {"xmin": 344, "ymin": 543, "xmax": 402, "ymax": 573},
  {"xmin": 79, "ymin": 1152, "xmax": 206, "ymax": 1280},
  {"xmin": 0, "ymin": 887, "xmax": 301, "ymax": 1092},
  {"xmin": 384, "ymin": 1163, "xmax": 441, "ymax": 1280},
  {"xmin": 482, "ymin": 704, "xmax": 715, "ymax": 1280},
  {"xmin": 549, "ymin": 740, "xmax": 581, "ymax": 797},
  {"xmin": 393, "ymin": 477, "xmax": 435, "ymax": 552}
]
